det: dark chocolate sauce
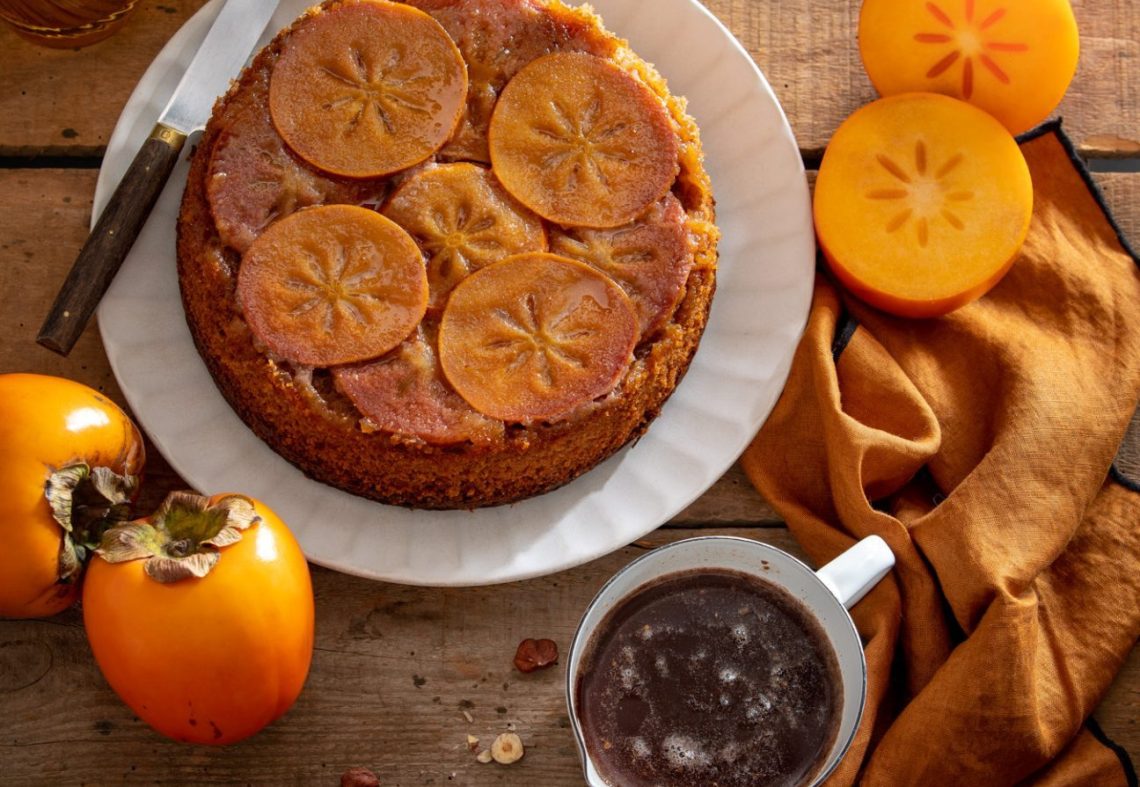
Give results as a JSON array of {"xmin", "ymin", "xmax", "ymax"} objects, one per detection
[{"xmin": 576, "ymin": 570, "xmax": 841, "ymax": 787}]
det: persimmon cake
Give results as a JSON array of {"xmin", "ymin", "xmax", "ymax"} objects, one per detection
[{"xmin": 177, "ymin": 0, "xmax": 718, "ymax": 509}]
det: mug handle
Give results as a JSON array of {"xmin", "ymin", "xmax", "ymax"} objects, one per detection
[{"xmin": 815, "ymin": 535, "xmax": 895, "ymax": 609}]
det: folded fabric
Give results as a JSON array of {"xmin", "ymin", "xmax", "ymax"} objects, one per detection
[{"xmin": 742, "ymin": 124, "xmax": 1140, "ymax": 785}]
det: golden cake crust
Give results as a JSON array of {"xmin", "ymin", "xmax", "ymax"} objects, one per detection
[{"xmin": 177, "ymin": 0, "xmax": 718, "ymax": 509}]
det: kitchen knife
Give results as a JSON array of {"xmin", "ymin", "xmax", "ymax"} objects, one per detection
[{"xmin": 37, "ymin": 0, "xmax": 280, "ymax": 356}]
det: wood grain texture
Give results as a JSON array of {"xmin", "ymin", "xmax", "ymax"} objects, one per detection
[
  {"xmin": 700, "ymin": 0, "xmax": 1140, "ymax": 160},
  {"xmin": 1, "ymin": 161, "xmax": 1137, "ymax": 774},
  {"xmin": 7, "ymin": 170, "xmax": 1133, "ymax": 524},
  {"xmin": 0, "ymin": 528, "xmax": 805, "ymax": 785},
  {"xmin": 0, "ymin": 0, "xmax": 210, "ymax": 158},
  {"xmin": 38, "ymin": 133, "xmax": 184, "ymax": 355},
  {"xmin": 0, "ymin": 1, "xmax": 1136, "ymax": 159},
  {"xmin": 2, "ymin": 0, "xmax": 1139, "ymax": 774}
]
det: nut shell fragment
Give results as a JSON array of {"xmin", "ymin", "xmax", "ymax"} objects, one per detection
[
  {"xmin": 513, "ymin": 638, "xmax": 559, "ymax": 673},
  {"xmin": 340, "ymin": 767, "xmax": 380, "ymax": 787},
  {"xmin": 490, "ymin": 732, "xmax": 524, "ymax": 764}
]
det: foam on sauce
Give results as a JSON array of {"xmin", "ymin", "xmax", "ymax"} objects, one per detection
[{"xmin": 576, "ymin": 569, "xmax": 841, "ymax": 787}]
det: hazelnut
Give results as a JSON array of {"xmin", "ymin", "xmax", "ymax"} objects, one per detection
[
  {"xmin": 514, "ymin": 638, "xmax": 558, "ymax": 673},
  {"xmin": 340, "ymin": 767, "xmax": 380, "ymax": 787},
  {"xmin": 466, "ymin": 734, "xmax": 479, "ymax": 752},
  {"xmin": 476, "ymin": 749, "xmax": 494, "ymax": 764},
  {"xmin": 491, "ymin": 732, "xmax": 525, "ymax": 764}
]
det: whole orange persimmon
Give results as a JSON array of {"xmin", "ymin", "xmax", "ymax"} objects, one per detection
[
  {"xmin": 83, "ymin": 493, "xmax": 314, "ymax": 745},
  {"xmin": 0, "ymin": 374, "xmax": 144, "ymax": 618}
]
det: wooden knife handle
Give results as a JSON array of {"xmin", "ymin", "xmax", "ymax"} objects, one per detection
[{"xmin": 37, "ymin": 123, "xmax": 187, "ymax": 356}]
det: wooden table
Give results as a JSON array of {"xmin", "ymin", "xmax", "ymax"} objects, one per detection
[{"xmin": 1, "ymin": 1, "xmax": 1137, "ymax": 783}]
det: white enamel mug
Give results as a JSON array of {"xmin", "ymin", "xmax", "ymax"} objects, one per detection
[{"xmin": 566, "ymin": 535, "xmax": 895, "ymax": 786}]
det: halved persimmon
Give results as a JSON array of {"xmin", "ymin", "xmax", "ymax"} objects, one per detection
[
  {"xmin": 813, "ymin": 93, "xmax": 1033, "ymax": 318},
  {"xmin": 333, "ymin": 322, "xmax": 502, "ymax": 445},
  {"xmin": 859, "ymin": 0, "xmax": 1079, "ymax": 134},
  {"xmin": 550, "ymin": 193, "xmax": 692, "ymax": 338},
  {"xmin": 237, "ymin": 204, "xmax": 428, "ymax": 366},
  {"xmin": 488, "ymin": 51, "xmax": 678, "ymax": 228},
  {"xmin": 269, "ymin": 0, "xmax": 468, "ymax": 179},
  {"xmin": 439, "ymin": 253, "xmax": 638, "ymax": 422},
  {"xmin": 207, "ymin": 106, "xmax": 379, "ymax": 253},
  {"xmin": 382, "ymin": 163, "xmax": 546, "ymax": 312}
]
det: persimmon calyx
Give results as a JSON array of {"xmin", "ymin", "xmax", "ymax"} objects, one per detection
[
  {"xmin": 45, "ymin": 461, "xmax": 138, "ymax": 584},
  {"xmin": 96, "ymin": 492, "xmax": 260, "ymax": 583}
]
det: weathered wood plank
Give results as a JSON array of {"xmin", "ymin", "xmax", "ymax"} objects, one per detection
[
  {"xmin": 0, "ymin": 525, "xmax": 1136, "ymax": 781},
  {"xmin": 0, "ymin": 167, "xmax": 191, "ymax": 515},
  {"xmin": 0, "ymin": 1, "xmax": 210, "ymax": 158},
  {"xmin": 0, "ymin": 0, "xmax": 1137, "ymax": 159},
  {"xmin": 1, "ymin": 164, "xmax": 1138, "ymax": 774},
  {"xmin": 699, "ymin": 0, "xmax": 1140, "ymax": 160},
  {"xmin": 0, "ymin": 167, "xmax": 780, "ymax": 526},
  {"xmin": 2, "ymin": 169, "xmax": 1139, "ymax": 518},
  {"xmin": 0, "ymin": 527, "xmax": 804, "ymax": 784}
]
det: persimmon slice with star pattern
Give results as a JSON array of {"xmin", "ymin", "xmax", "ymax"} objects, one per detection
[
  {"xmin": 488, "ymin": 52, "xmax": 678, "ymax": 228},
  {"xmin": 401, "ymin": 0, "xmax": 615, "ymax": 163},
  {"xmin": 382, "ymin": 163, "xmax": 547, "ymax": 312},
  {"xmin": 858, "ymin": 0, "xmax": 1079, "ymax": 134},
  {"xmin": 206, "ymin": 106, "xmax": 379, "ymax": 253},
  {"xmin": 550, "ymin": 194, "xmax": 692, "ymax": 338},
  {"xmin": 237, "ymin": 205, "xmax": 428, "ymax": 366},
  {"xmin": 268, "ymin": 0, "xmax": 468, "ymax": 179},
  {"xmin": 439, "ymin": 253, "xmax": 638, "ymax": 422},
  {"xmin": 813, "ymin": 93, "xmax": 1033, "ymax": 318}
]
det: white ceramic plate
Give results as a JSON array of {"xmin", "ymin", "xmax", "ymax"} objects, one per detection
[{"xmin": 96, "ymin": 0, "xmax": 814, "ymax": 586}]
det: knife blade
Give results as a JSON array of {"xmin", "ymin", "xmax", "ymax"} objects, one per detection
[{"xmin": 37, "ymin": 0, "xmax": 280, "ymax": 356}]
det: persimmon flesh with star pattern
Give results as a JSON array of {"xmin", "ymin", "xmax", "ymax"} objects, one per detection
[
  {"xmin": 858, "ymin": 0, "xmax": 1079, "ymax": 134},
  {"xmin": 382, "ymin": 163, "xmax": 547, "ymax": 312},
  {"xmin": 268, "ymin": 0, "xmax": 468, "ymax": 178},
  {"xmin": 206, "ymin": 105, "xmax": 378, "ymax": 254},
  {"xmin": 333, "ymin": 322, "xmax": 503, "ymax": 445},
  {"xmin": 813, "ymin": 93, "xmax": 1032, "ymax": 318},
  {"xmin": 237, "ymin": 205, "xmax": 428, "ymax": 366},
  {"xmin": 489, "ymin": 51, "xmax": 678, "ymax": 228},
  {"xmin": 439, "ymin": 253, "xmax": 638, "ymax": 422}
]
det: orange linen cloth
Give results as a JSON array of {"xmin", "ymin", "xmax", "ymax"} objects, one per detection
[{"xmin": 742, "ymin": 125, "xmax": 1140, "ymax": 786}]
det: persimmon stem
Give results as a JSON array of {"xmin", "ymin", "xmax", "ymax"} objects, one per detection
[
  {"xmin": 44, "ymin": 461, "xmax": 137, "ymax": 584},
  {"xmin": 95, "ymin": 492, "xmax": 259, "ymax": 584}
]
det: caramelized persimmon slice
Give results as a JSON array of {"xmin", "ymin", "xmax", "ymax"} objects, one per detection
[
  {"xmin": 813, "ymin": 93, "xmax": 1033, "ymax": 318},
  {"xmin": 333, "ymin": 322, "xmax": 502, "ymax": 445},
  {"xmin": 269, "ymin": 0, "xmax": 467, "ymax": 178},
  {"xmin": 859, "ymin": 0, "xmax": 1079, "ymax": 134},
  {"xmin": 237, "ymin": 205, "xmax": 428, "ymax": 366},
  {"xmin": 403, "ymin": 0, "xmax": 615, "ymax": 162},
  {"xmin": 382, "ymin": 163, "xmax": 547, "ymax": 312},
  {"xmin": 207, "ymin": 106, "xmax": 379, "ymax": 253},
  {"xmin": 488, "ymin": 52, "xmax": 678, "ymax": 228},
  {"xmin": 439, "ymin": 253, "xmax": 638, "ymax": 422},
  {"xmin": 550, "ymin": 194, "xmax": 692, "ymax": 338}
]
